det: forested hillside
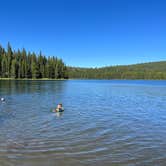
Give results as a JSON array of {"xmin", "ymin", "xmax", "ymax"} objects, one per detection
[
  {"xmin": 0, "ymin": 43, "xmax": 165, "ymax": 80},
  {"xmin": 0, "ymin": 43, "xmax": 68, "ymax": 79},
  {"xmin": 68, "ymin": 61, "xmax": 166, "ymax": 79}
]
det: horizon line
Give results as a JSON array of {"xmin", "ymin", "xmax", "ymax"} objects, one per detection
[
  {"xmin": 68, "ymin": 60, "xmax": 166, "ymax": 69},
  {"xmin": 0, "ymin": 42, "xmax": 166, "ymax": 69}
]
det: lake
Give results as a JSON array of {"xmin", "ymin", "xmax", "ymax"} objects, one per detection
[{"xmin": 0, "ymin": 80, "xmax": 166, "ymax": 166}]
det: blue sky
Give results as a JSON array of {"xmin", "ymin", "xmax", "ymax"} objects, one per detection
[{"xmin": 0, "ymin": 0, "xmax": 166, "ymax": 67}]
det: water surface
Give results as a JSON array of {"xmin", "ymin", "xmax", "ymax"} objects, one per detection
[{"xmin": 0, "ymin": 80, "xmax": 166, "ymax": 166}]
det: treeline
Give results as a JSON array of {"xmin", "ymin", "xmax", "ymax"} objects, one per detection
[
  {"xmin": 68, "ymin": 61, "xmax": 166, "ymax": 80},
  {"xmin": 1, "ymin": 43, "xmax": 165, "ymax": 80},
  {"xmin": 0, "ymin": 43, "xmax": 68, "ymax": 79}
]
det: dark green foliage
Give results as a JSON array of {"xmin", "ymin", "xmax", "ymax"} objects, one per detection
[
  {"xmin": 1, "ymin": 42, "xmax": 165, "ymax": 80},
  {"xmin": 0, "ymin": 43, "xmax": 68, "ymax": 79},
  {"xmin": 68, "ymin": 61, "xmax": 166, "ymax": 80}
]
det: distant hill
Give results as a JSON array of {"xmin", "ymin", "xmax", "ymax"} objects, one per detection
[
  {"xmin": 0, "ymin": 42, "xmax": 165, "ymax": 80},
  {"xmin": 68, "ymin": 61, "xmax": 166, "ymax": 79}
]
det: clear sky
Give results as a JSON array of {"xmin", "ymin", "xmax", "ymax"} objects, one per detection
[{"xmin": 0, "ymin": 0, "xmax": 166, "ymax": 67}]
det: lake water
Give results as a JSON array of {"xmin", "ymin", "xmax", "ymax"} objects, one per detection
[{"xmin": 0, "ymin": 80, "xmax": 166, "ymax": 166}]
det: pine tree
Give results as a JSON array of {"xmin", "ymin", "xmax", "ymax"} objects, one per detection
[
  {"xmin": 11, "ymin": 59, "xmax": 17, "ymax": 78},
  {"xmin": 0, "ymin": 42, "xmax": 68, "ymax": 79},
  {"xmin": 6, "ymin": 42, "xmax": 13, "ymax": 77}
]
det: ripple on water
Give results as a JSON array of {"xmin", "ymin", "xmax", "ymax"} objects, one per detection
[{"xmin": 0, "ymin": 80, "xmax": 166, "ymax": 166}]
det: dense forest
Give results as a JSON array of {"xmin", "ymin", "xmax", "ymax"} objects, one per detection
[
  {"xmin": 68, "ymin": 61, "xmax": 166, "ymax": 79},
  {"xmin": 0, "ymin": 43, "xmax": 166, "ymax": 80},
  {"xmin": 0, "ymin": 43, "xmax": 68, "ymax": 79}
]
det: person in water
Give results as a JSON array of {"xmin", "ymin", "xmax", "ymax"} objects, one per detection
[{"xmin": 55, "ymin": 104, "xmax": 64, "ymax": 112}]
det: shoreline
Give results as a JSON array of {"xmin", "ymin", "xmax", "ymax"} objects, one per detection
[
  {"xmin": 0, "ymin": 78, "xmax": 69, "ymax": 81},
  {"xmin": 0, "ymin": 78, "xmax": 166, "ymax": 81}
]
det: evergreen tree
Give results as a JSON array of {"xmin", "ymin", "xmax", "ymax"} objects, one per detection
[
  {"xmin": 1, "ymin": 42, "xmax": 165, "ymax": 80},
  {"xmin": 6, "ymin": 42, "xmax": 13, "ymax": 77},
  {"xmin": 11, "ymin": 59, "xmax": 17, "ymax": 78},
  {"xmin": 0, "ymin": 43, "xmax": 68, "ymax": 79}
]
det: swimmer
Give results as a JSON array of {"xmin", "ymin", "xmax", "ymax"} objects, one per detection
[{"xmin": 55, "ymin": 104, "xmax": 64, "ymax": 112}]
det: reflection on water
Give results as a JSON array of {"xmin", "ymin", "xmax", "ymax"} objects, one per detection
[
  {"xmin": 0, "ymin": 80, "xmax": 166, "ymax": 166},
  {"xmin": 55, "ymin": 112, "xmax": 64, "ymax": 117},
  {"xmin": 51, "ymin": 111, "xmax": 64, "ymax": 118}
]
